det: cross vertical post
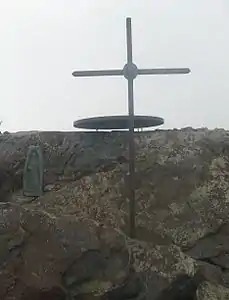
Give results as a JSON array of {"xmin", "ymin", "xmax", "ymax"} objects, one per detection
[{"xmin": 126, "ymin": 18, "xmax": 136, "ymax": 238}]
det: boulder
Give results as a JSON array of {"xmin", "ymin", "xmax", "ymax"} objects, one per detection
[
  {"xmin": 196, "ymin": 281, "xmax": 229, "ymax": 300},
  {"xmin": 1, "ymin": 128, "xmax": 229, "ymax": 298},
  {"xmin": 0, "ymin": 203, "xmax": 138, "ymax": 299},
  {"xmin": 10, "ymin": 129, "xmax": 229, "ymax": 248},
  {"xmin": 0, "ymin": 202, "xmax": 198, "ymax": 300}
]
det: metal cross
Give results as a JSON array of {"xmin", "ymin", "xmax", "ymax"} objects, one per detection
[{"xmin": 72, "ymin": 17, "xmax": 191, "ymax": 238}]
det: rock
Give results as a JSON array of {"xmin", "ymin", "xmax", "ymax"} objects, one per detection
[
  {"xmin": 0, "ymin": 203, "xmax": 201, "ymax": 300},
  {"xmin": 155, "ymin": 272, "xmax": 204, "ymax": 300},
  {"xmin": 128, "ymin": 239, "xmax": 197, "ymax": 299},
  {"xmin": 44, "ymin": 184, "xmax": 58, "ymax": 192},
  {"xmin": 0, "ymin": 203, "xmax": 139, "ymax": 299},
  {"xmin": 2, "ymin": 129, "xmax": 229, "ymax": 298},
  {"xmin": 185, "ymin": 223, "xmax": 229, "ymax": 270},
  {"xmin": 13, "ymin": 129, "xmax": 229, "ymax": 249},
  {"xmin": 0, "ymin": 131, "xmax": 126, "ymax": 201},
  {"xmin": 196, "ymin": 281, "xmax": 229, "ymax": 300}
]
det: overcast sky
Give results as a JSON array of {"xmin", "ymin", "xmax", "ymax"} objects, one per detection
[{"xmin": 0, "ymin": 0, "xmax": 229, "ymax": 132}]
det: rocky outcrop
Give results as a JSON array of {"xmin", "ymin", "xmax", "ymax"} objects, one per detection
[
  {"xmin": 0, "ymin": 202, "xmax": 198, "ymax": 300},
  {"xmin": 0, "ymin": 203, "xmax": 137, "ymax": 299},
  {"xmin": 1, "ymin": 128, "xmax": 229, "ymax": 299},
  {"xmin": 196, "ymin": 281, "xmax": 229, "ymax": 300}
]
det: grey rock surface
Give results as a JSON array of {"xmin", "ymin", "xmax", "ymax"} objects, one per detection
[{"xmin": 1, "ymin": 128, "xmax": 229, "ymax": 299}]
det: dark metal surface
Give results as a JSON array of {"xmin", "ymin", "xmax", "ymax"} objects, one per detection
[
  {"xmin": 126, "ymin": 18, "xmax": 136, "ymax": 238},
  {"xmin": 74, "ymin": 115, "xmax": 164, "ymax": 130},
  {"xmin": 72, "ymin": 17, "xmax": 190, "ymax": 238},
  {"xmin": 72, "ymin": 69, "xmax": 123, "ymax": 77},
  {"xmin": 138, "ymin": 68, "xmax": 190, "ymax": 75}
]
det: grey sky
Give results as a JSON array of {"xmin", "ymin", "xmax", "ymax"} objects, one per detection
[{"xmin": 1, "ymin": 0, "xmax": 229, "ymax": 132}]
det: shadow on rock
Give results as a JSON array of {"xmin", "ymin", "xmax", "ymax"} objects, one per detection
[
  {"xmin": 20, "ymin": 286, "xmax": 66, "ymax": 300},
  {"xmin": 155, "ymin": 272, "xmax": 204, "ymax": 300}
]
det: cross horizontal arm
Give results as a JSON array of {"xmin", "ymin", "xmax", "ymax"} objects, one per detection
[
  {"xmin": 138, "ymin": 68, "xmax": 191, "ymax": 75},
  {"xmin": 72, "ymin": 69, "xmax": 123, "ymax": 77}
]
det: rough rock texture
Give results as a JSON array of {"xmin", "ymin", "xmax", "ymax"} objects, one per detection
[
  {"xmin": 196, "ymin": 281, "xmax": 229, "ymax": 300},
  {"xmin": 0, "ymin": 203, "xmax": 135, "ymax": 299},
  {"xmin": 1, "ymin": 128, "xmax": 229, "ymax": 299}
]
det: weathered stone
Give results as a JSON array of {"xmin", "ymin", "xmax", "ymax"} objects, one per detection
[
  {"xmin": 1, "ymin": 128, "xmax": 229, "ymax": 298},
  {"xmin": 196, "ymin": 281, "xmax": 229, "ymax": 300},
  {"xmin": 155, "ymin": 272, "xmax": 204, "ymax": 300},
  {"xmin": 0, "ymin": 203, "xmax": 212, "ymax": 300},
  {"xmin": 13, "ymin": 129, "xmax": 229, "ymax": 250},
  {"xmin": 0, "ymin": 203, "xmax": 137, "ymax": 299}
]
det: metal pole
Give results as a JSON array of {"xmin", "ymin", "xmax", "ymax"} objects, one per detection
[
  {"xmin": 126, "ymin": 17, "xmax": 136, "ymax": 238},
  {"xmin": 72, "ymin": 69, "xmax": 123, "ymax": 77},
  {"xmin": 72, "ymin": 17, "xmax": 190, "ymax": 239}
]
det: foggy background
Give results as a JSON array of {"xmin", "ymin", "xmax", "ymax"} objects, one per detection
[{"xmin": 0, "ymin": 0, "xmax": 229, "ymax": 132}]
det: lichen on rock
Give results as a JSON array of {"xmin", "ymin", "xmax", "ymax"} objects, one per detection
[
  {"xmin": 196, "ymin": 281, "xmax": 229, "ymax": 300},
  {"xmin": 1, "ymin": 128, "xmax": 229, "ymax": 299}
]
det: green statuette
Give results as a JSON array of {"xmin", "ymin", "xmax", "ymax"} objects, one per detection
[{"xmin": 23, "ymin": 145, "xmax": 44, "ymax": 197}]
